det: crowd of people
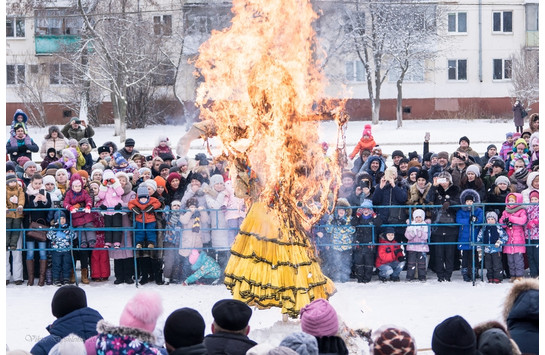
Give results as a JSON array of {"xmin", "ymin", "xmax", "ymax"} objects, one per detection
[
  {"xmin": 5, "ymin": 110, "xmax": 539, "ymax": 287},
  {"xmin": 6, "ymin": 280, "xmax": 538, "ymax": 355}
]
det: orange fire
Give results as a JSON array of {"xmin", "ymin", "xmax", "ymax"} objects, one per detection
[{"xmin": 195, "ymin": 0, "xmax": 347, "ymax": 316}]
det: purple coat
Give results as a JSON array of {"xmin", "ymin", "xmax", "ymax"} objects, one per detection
[
  {"xmin": 500, "ymin": 193, "xmax": 527, "ymax": 254},
  {"xmin": 404, "ymin": 223, "xmax": 430, "ymax": 252},
  {"xmin": 97, "ymin": 179, "xmax": 124, "ymax": 214}
]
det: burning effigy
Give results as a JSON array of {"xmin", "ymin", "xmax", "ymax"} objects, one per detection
[{"xmin": 194, "ymin": 0, "xmax": 348, "ymax": 317}]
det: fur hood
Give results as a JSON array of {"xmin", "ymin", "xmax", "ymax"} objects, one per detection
[
  {"xmin": 503, "ymin": 278, "xmax": 539, "ymax": 321},
  {"xmin": 96, "ymin": 320, "xmax": 156, "ymax": 344},
  {"xmin": 460, "ymin": 188, "xmax": 481, "ymax": 204},
  {"xmin": 473, "ymin": 320, "xmax": 521, "ymax": 355},
  {"xmin": 336, "ymin": 197, "xmax": 352, "ymax": 217}
]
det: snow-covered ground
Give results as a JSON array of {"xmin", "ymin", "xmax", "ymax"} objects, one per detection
[{"xmin": 5, "ymin": 117, "xmax": 531, "ymax": 353}]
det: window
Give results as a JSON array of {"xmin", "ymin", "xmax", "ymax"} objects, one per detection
[
  {"xmin": 153, "ymin": 15, "xmax": 172, "ymax": 36},
  {"xmin": 35, "ymin": 9, "xmax": 82, "ymax": 36},
  {"xmin": 448, "ymin": 12, "xmax": 467, "ymax": 33},
  {"xmin": 151, "ymin": 63, "xmax": 176, "ymax": 86},
  {"xmin": 6, "ymin": 17, "xmax": 25, "ymax": 38},
  {"xmin": 50, "ymin": 63, "xmax": 73, "ymax": 85},
  {"xmin": 493, "ymin": 11, "xmax": 512, "ymax": 32},
  {"xmin": 7, "ymin": 65, "xmax": 25, "ymax": 84},
  {"xmin": 388, "ymin": 62, "xmax": 425, "ymax": 82},
  {"xmin": 493, "ymin": 59, "xmax": 512, "ymax": 80},
  {"xmin": 345, "ymin": 60, "xmax": 365, "ymax": 82},
  {"xmin": 448, "ymin": 59, "xmax": 467, "ymax": 80}
]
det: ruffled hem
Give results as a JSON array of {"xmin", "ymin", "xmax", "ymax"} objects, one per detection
[{"xmin": 224, "ymin": 202, "xmax": 336, "ymax": 318}]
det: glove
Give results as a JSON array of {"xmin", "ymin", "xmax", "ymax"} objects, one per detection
[
  {"xmin": 470, "ymin": 215, "xmax": 478, "ymax": 223},
  {"xmin": 84, "ymin": 207, "xmax": 91, "ymax": 213},
  {"xmin": 69, "ymin": 205, "xmax": 78, "ymax": 213},
  {"xmin": 397, "ymin": 255, "xmax": 406, "ymax": 262},
  {"xmin": 503, "ymin": 218, "xmax": 510, "ymax": 224},
  {"xmin": 99, "ymin": 204, "xmax": 108, "ymax": 210},
  {"xmin": 442, "ymin": 202, "xmax": 450, "ymax": 211},
  {"xmin": 191, "ymin": 211, "xmax": 201, "ymax": 219},
  {"xmin": 114, "ymin": 203, "xmax": 122, "ymax": 210},
  {"xmin": 385, "ymin": 247, "xmax": 391, "ymax": 253},
  {"xmin": 356, "ymin": 209, "xmax": 363, "ymax": 218},
  {"xmin": 16, "ymin": 205, "xmax": 23, "ymax": 213},
  {"xmin": 494, "ymin": 240, "xmax": 501, "ymax": 248},
  {"xmin": 143, "ymin": 205, "xmax": 155, "ymax": 213},
  {"xmin": 507, "ymin": 221, "xmax": 513, "ymax": 228},
  {"xmin": 109, "ymin": 178, "xmax": 116, "ymax": 184},
  {"xmin": 220, "ymin": 205, "xmax": 227, "ymax": 212},
  {"xmin": 131, "ymin": 206, "xmax": 142, "ymax": 214},
  {"xmin": 394, "ymin": 248, "xmax": 403, "ymax": 256},
  {"xmin": 102, "ymin": 180, "xmax": 108, "ymax": 186}
]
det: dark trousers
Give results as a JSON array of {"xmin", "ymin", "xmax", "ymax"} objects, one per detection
[
  {"xmin": 103, "ymin": 213, "xmax": 122, "ymax": 244},
  {"xmin": 484, "ymin": 252, "xmax": 503, "ymax": 281},
  {"xmin": 432, "ymin": 227, "xmax": 457, "ymax": 280},
  {"xmin": 114, "ymin": 258, "xmax": 135, "ymax": 283},
  {"xmin": 163, "ymin": 242, "xmax": 183, "ymax": 281},
  {"xmin": 461, "ymin": 250, "xmax": 474, "ymax": 275},
  {"xmin": 6, "ymin": 217, "xmax": 22, "ymax": 249},
  {"xmin": 527, "ymin": 240, "xmax": 539, "ymax": 277},
  {"xmin": 72, "ymin": 239, "xmax": 89, "ymax": 269},
  {"xmin": 51, "ymin": 251, "xmax": 72, "ymax": 281},
  {"xmin": 406, "ymin": 251, "xmax": 427, "ymax": 280},
  {"xmin": 353, "ymin": 246, "xmax": 375, "ymax": 282}
]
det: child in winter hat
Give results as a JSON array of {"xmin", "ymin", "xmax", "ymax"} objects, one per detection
[
  {"xmin": 119, "ymin": 291, "xmax": 163, "ymax": 332},
  {"xmin": 370, "ymin": 325, "xmax": 416, "ymax": 355},
  {"xmin": 349, "ymin": 124, "xmax": 377, "ymax": 160},
  {"xmin": 279, "ymin": 331, "xmax": 319, "ymax": 355},
  {"xmin": 299, "ymin": 299, "xmax": 339, "ymax": 337}
]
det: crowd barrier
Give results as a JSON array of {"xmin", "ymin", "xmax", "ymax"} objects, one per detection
[{"xmin": 7, "ymin": 202, "xmax": 538, "ymax": 286}]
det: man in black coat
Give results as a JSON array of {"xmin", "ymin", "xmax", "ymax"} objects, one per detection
[
  {"xmin": 164, "ymin": 308, "xmax": 208, "ymax": 354},
  {"xmin": 30, "ymin": 286, "xmax": 103, "ymax": 355},
  {"xmin": 203, "ymin": 299, "xmax": 257, "ymax": 355}
]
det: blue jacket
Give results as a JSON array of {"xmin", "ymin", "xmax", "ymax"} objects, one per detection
[
  {"xmin": 30, "ymin": 307, "xmax": 103, "ymax": 355},
  {"xmin": 456, "ymin": 207, "xmax": 483, "ymax": 250},
  {"xmin": 476, "ymin": 224, "xmax": 508, "ymax": 253}
]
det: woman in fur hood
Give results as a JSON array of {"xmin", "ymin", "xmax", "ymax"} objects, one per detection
[
  {"xmin": 502, "ymin": 278, "xmax": 539, "ymax": 354},
  {"xmin": 473, "ymin": 320, "xmax": 521, "ymax": 355},
  {"xmin": 40, "ymin": 125, "xmax": 67, "ymax": 159}
]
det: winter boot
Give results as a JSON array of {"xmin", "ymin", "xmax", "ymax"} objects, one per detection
[
  {"xmin": 124, "ymin": 259, "xmax": 135, "ymax": 284},
  {"xmin": 81, "ymin": 268, "xmax": 90, "ymax": 284},
  {"xmin": 26, "ymin": 260, "xmax": 35, "ymax": 286},
  {"xmin": 462, "ymin": 268, "xmax": 471, "ymax": 282},
  {"xmin": 153, "ymin": 258, "xmax": 164, "ymax": 285},
  {"xmin": 69, "ymin": 269, "xmax": 76, "ymax": 284},
  {"xmin": 38, "ymin": 260, "xmax": 47, "ymax": 286},
  {"xmin": 354, "ymin": 265, "xmax": 365, "ymax": 283},
  {"xmin": 45, "ymin": 261, "xmax": 53, "ymax": 286}
]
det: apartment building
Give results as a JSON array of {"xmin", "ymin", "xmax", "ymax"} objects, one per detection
[{"xmin": 6, "ymin": 0, "xmax": 539, "ymax": 124}]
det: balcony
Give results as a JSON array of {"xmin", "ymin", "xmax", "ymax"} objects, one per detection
[
  {"xmin": 35, "ymin": 35, "xmax": 81, "ymax": 55},
  {"xmin": 526, "ymin": 30, "xmax": 539, "ymax": 48}
]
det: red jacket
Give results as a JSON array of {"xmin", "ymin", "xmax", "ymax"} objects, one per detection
[
  {"xmin": 375, "ymin": 238, "xmax": 403, "ymax": 268},
  {"xmin": 128, "ymin": 197, "xmax": 161, "ymax": 223},
  {"xmin": 349, "ymin": 137, "xmax": 377, "ymax": 159}
]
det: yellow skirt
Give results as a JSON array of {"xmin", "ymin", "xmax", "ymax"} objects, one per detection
[{"xmin": 224, "ymin": 202, "xmax": 336, "ymax": 317}]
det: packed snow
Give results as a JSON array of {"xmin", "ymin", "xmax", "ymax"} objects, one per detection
[{"xmin": 5, "ymin": 117, "xmax": 531, "ymax": 354}]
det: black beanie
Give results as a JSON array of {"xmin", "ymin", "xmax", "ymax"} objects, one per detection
[
  {"xmin": 164, "ymin": 308, "xmax": 205, "ymax": 348},
  {"xmin": 98, "ymin": 146, "xmax": 110, "ymax": 154},
  {"xmin": 432, "ymin": 315, "xmax": 477, "ymax": 355},
  {"xmin": 459, "ymin": 136, "xmax": 470, "ymax": 145},
  {"xmin": 51, "ymin": 285, "xmax": 87, "ymax": 318},
  {"xmin": 159, "ymin": 163, "xmax": 171, "ymax": 172},
  {"xmin": 47, "ymin": 147, "xmax": 57, "ymax": 155}
]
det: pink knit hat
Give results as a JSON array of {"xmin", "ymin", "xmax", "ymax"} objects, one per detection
[
  {"xmin": 300, "ymin": 298, "xmax": 339, "ymax": 337},
  {"xmin": 189, "ymin": 249, "xmax": 200, "ymax": 265},
  {"xmin": 119, "ymin": 291, "xmax": 163, "ymax": 332}
]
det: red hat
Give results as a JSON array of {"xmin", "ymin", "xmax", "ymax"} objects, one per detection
[{"xmin": 362, "ymin": 124, "xmax": 372, "ymax": 138}]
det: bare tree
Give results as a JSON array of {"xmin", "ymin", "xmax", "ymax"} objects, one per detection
[
  {"xmin": 13, "ymin": 62, "xmax": 49, "ymax": 127},
  {"xmin": 72, "ymin": 0, "xmax": 170, "ymax": 142},
  {"xmin": 510, "ymin": 48, "xmax": 539, "ymax": 111},
  {"xmin": 385, "ymin": 2, "xmax": 443, "ymax": 128}
]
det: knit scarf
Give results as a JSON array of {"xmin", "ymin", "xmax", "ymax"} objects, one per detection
[
  {"xmin": 505, "ymin": 204, "xmax": 525, "ymax": 214},
  {"xmin": 191, "ymin": 211, "xmax": 201, "ymax": 233},
  {"xmin": 9, "ymin": 135, "xmax": 31, "ymax": 147}
]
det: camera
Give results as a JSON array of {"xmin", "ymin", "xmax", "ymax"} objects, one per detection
[
  {"xmin": 39, "ymin": 188, "xmax": 45, "ymax": 195},
  {"xmin": 437, "ymin": 178, "xmax": 447, "ymax": 184}
]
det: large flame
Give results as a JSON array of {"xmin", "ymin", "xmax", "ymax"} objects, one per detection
[
  {"xmin": 195, "ymin": 0, "xmax": 347, "ymax": 316},
  {"xmin": 195, "ymin": 0, "xmax": 346, "ymax": 228}
]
